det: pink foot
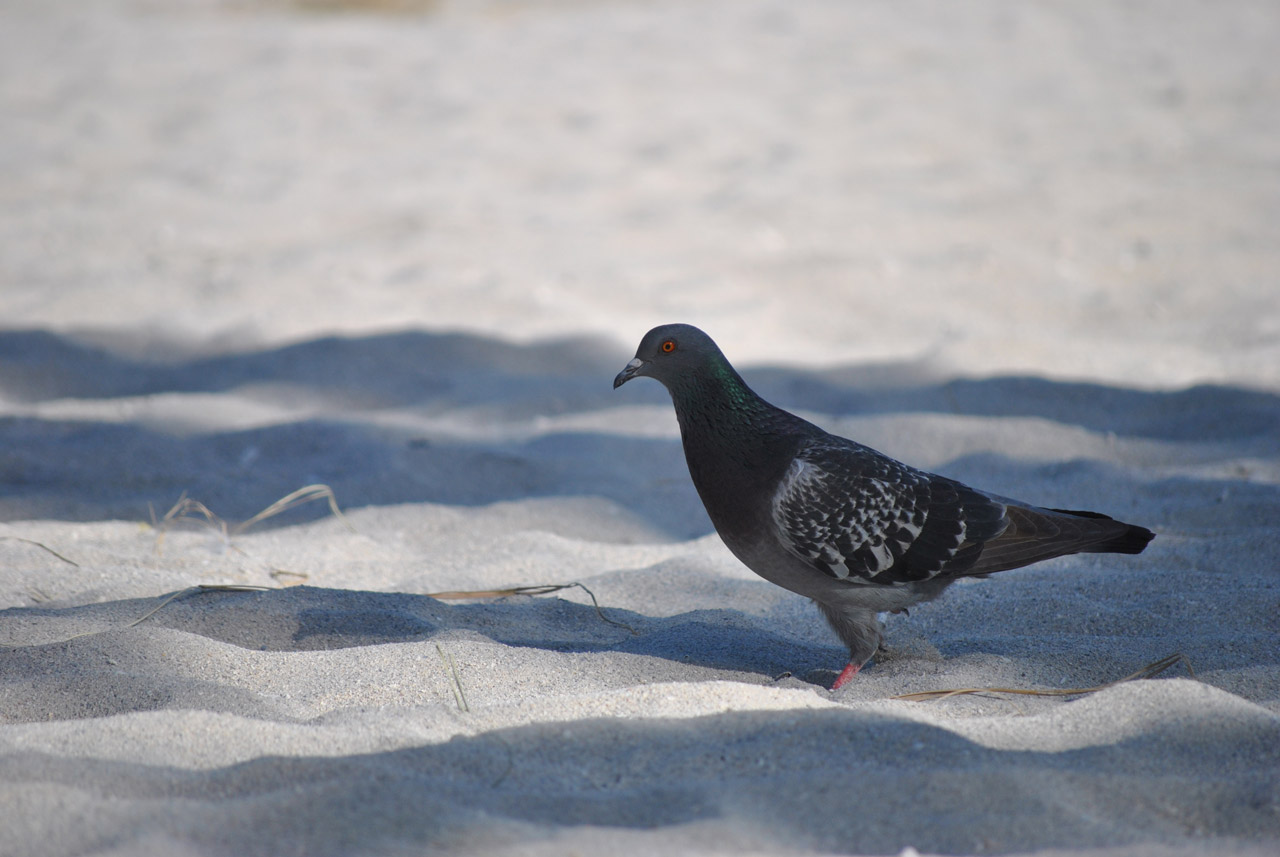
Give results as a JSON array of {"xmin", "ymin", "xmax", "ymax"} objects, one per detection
[{"xmin": 831, "ymin": 662, "xmax": 861, "ymax": 690}]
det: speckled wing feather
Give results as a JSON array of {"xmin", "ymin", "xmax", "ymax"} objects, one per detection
[{"xmin": 770, "ymin": 438, "xmax": 1008, "ymax": 585}]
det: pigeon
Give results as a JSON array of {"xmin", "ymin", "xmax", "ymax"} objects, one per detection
[{"xmin": 613, "ymin": 323, "xmax": 1155, "ymax": 689}]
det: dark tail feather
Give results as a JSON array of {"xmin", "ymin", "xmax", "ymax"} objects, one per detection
[
  {"xmin": 957, "ymin": 505, "xmax": 1155, "ymax": 576},
  {"xmin": 1049, "ymin": 508, "xmax": 1155, "ymax": 554}
]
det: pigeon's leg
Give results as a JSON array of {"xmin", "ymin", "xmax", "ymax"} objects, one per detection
[
  {"xmin": 815, "ymin": 601, "xmax": 882, "ymax": 689},
  {"xmin": 831, "ymin": 662, "xmax": 862, "ymax": 690}
]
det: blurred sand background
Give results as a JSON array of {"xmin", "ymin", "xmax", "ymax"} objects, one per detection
[{"xmin": 1, "ymin": 1, "xmax": 1277, "ymax": 855}]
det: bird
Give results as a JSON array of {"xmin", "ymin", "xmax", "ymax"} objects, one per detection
[{"xmin": 613, "ymin": 323, "xmax": 1155, "ymax": 689}]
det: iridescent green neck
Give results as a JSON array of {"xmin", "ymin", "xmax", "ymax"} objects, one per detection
[
  {"xmin": 710, "ymin": 356, "xmax": 757, "ymax": 406},
  {"xmin": 670, "ymin": 353, "xmax": 771, "ymax": 421}
]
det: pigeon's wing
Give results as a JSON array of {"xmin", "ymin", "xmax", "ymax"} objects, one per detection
[{"xmin": 769, "ymin": 439, "xmax": 1008, "ymax": 585}]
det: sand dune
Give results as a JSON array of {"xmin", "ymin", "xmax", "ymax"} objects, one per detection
[{"xmin": 2, "ymin": 1, "xmax": 1278, "ymax": 855}]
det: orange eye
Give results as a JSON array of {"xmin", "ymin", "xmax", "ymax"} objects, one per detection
[{"xmin": 660, "ymin": 339, "xmax": 676, "ymax": 353}]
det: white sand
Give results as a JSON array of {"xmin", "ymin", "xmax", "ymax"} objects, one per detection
[{"xmin": 1, "ymin": 1, "xmax": 1278, "ymax": 855}]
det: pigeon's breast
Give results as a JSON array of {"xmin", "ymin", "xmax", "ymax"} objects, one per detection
[{"xmin": 680, "ymin": 424, "xmax": 796, "ymax": 534}]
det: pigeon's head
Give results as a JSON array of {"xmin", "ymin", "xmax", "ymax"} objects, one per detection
[{"xmin": 613, "ymin": 323, "xmax": 724, "ymax": 391}]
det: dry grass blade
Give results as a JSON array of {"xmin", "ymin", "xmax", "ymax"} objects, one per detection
[
  {"xmin": 891, "ymin": 653, "xmax": 1195, "ymax": 702},
  {"xmin": 426, "ymin": 581, "xmax": 638, "ymax": 635},
  {"xmin": 436, "ymin": 643, "xmax": 469, "ymax": 712},
  {"xmin": 155, "ymin": 494, "xmax": 226, "ymax": 532},
  {"xmin": 425, "ymin": 584, "xmax": 569, "ymax": 599},
  {"xmin": 121, "ymin": 585, "xmax": 272, "ymax": 632},
  {"xmin": 0, "ymin": 584, "xmax": 271, "ymax": 649},
  {"xmin": 150, "ymin": 493, "xmax": 231, "ymax": 555},
  {"xmin": 231, "ymin": 484, "xmax": 354, "ymax": 535},
  {"xmin": 3, "ymin": 577, "xmax": 635, "ymax": 649},
  {"xmin": 149, "ymin": 485, "xmax": 353, "ymax": 555},
  {"xmin": 0, "ymin": 536, "xmax": 80, "ymax": 567}
]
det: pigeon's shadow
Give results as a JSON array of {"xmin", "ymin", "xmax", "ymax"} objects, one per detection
[{"xmin": 1, "ymin": 586, "xmax": 845, "ymax": 698}]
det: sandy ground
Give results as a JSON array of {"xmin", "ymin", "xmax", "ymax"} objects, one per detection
[{"xmin": 1, "ymin": 1, "xmax": 1278, "ymax": 855}]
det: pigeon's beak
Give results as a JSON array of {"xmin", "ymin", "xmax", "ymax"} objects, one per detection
[{"xmin": 613, "ymin": 357, "xmax": 646, "ymax": 389}]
